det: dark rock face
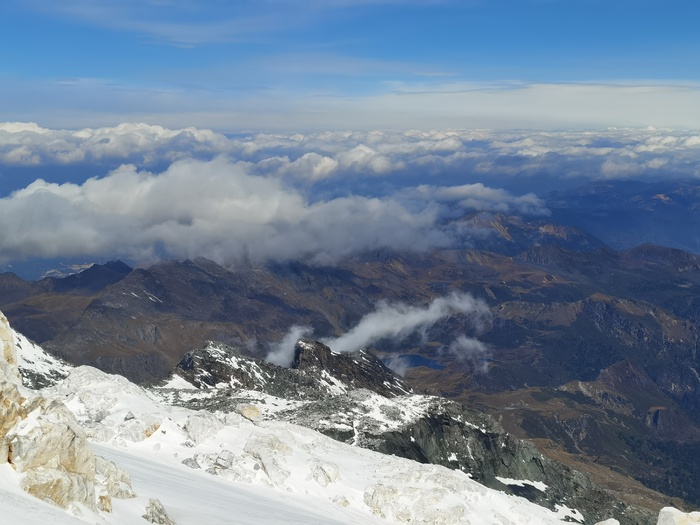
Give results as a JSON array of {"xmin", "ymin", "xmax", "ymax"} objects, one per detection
[
  {"xmin": 279, "ymin": 392, "xmax": 654, "ymax": 525},
  {"xmin": 292, "ymin": 338, "xmax": 411, "ymax": 397},
  {"xmin": 175, "ymin": 339, "xmax": 410, "ymax": 400}
]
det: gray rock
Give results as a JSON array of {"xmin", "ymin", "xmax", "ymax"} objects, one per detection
[
  {"xmin": 181, "ymin": 457, "xmax": 201, "ymax": 469},
  {"xmin": 142, "ymin": 498, "xmax": 177, "ymax": 525}
]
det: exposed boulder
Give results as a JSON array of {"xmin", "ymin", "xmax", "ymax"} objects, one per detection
[
  {"xmin": 8, "ymin": 398, "xmax": 97, "ymax": 509},
  {"xmin": 657, "ymin": 507, "xmax": 700, "ymax": 524},
  {"xmin": 142, "ymin": 498, "xmax": 177, "ymax": 525},
  {"xmin": 0, "ymin": 310, "xmax": 135, "ymax": 512}
]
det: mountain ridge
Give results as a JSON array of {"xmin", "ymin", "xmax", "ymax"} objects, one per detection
[
  {"xmin": 6, "ymin": 310, "xmax": 675, "ymax": 525},
  {"xmin": 3, "ymin": 200, "xmax": 700, "ymax": 513}
]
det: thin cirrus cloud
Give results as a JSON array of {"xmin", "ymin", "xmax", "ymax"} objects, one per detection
[
  {"xmin": 18, "ymin": 0, "xmax": 303, "ymax": 45},
  {"xmin": 17, "ymin": 0, "xmax": 423, "ymax": 46},
  {"xmin": 4, "ymin": 79, "xmax": 700, "ymax": 133}
]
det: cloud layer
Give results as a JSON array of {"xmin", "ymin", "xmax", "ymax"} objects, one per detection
[
  {"xmin": 3, "ymin": 123, "xmax": 700, "ymax": 185},
  {"xmin": 3, "ymin": 122, "xmax": 700, "ymax": 267},
  {"xmin": 0, "ymin": 157, "xmax": 452, "ymax": 264},
  {"xmin": 5, "ymin": 81, "xmax": 700, "ymax": 132},
  {"xmin": 0, "ymin": 123, "xmax": 561, "ymax": 266}
]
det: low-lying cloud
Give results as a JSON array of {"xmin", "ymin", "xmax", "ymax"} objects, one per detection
[
  {"xmin": 265, "ymin": 292, "xmax": 491, "ymax": 370},
  {"xmin": 0, "ymin": 154, "xmax": 545, "ymax": 265},
  {"xmin": 4, "ymin": 122, "xmax": 700, "ymax": 267},
  {"xmin": 320, "ymin": 292, "xmax": 490, "ymax": 354},
  {"xmin": 441, "ymin": 335, "xmax": 490, "ymax": 374},
  {"xmin": 3, "ymin": 124, "xmax": 700, "ymax": 188},
  {"xmin": 0, "ymin": 157, "xmax": 447, "ymax": 264},
  {"xmin": 266, "ymin": 325, "xmax": 313, "ymax": 367}
]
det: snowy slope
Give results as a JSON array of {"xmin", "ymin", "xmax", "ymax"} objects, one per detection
[
  {"xmin": 14, "ymin": 328, "xmax": 70, "ymax": 388},
  {"xmin": 33, "ymin": 364, "xmax": 583, "ymax": 525},
  {"xmin": 4, "ymin": 327, "xmax": 696, "ymax": 525}
]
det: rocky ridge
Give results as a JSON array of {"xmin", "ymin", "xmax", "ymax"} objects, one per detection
[
  {"xmin": 160, "ymin": 338, "xmax": 658, "ymax": 525},
  {"xmin": 176, "ymin": 338, "xmax": 410, "ymax": 399}
]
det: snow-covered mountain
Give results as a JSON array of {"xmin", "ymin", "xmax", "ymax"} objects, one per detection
[
  {"xmin": 1, "ymin": 311, "xmax": 698, "ymax": 525},
  {"xmin": 161, "ymin": 340, "xmax": 655, "ymax": 524}
]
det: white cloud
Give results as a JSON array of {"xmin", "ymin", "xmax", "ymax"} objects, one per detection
[
  {"xmin": 401, "ymin": 183, "xmax": 549, "ymax": 216},
  {"xmin": 265, "ymin": 292, "xmax": 491, "ymax": 367},
  {"xmin": 441, "ymin": 335, "xmax": 490, "ymax": 374},
  {"xmin": 266, "ymin": 325, "xmax": 313, "ymax": 367},
  {"xmin": 5, "ymin": 122, "xmax": 700, "ymax": 267},
  {"xmin": 0, "ymin": 156, "xmax": 457, "ymax": 264},
  {"xmin": 3, "ymin": 124, "xmax": 700, "ymax": 187},
  {"xmin": 0, "ymin": 122, "xmax": 229, "ymax": 166},
  {"xmin": 320, "ymin": 292, "xmax": 490, "ymax": 354}
]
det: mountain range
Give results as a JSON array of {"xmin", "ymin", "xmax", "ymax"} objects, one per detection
[{"xmin": 3, "ymin": 179, "xmax": 700, "ymax": 520}]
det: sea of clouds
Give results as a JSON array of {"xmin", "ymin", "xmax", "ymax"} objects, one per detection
[{"xmin": 1, "ymin": 122, "xmax": 699, "ymax": 266}]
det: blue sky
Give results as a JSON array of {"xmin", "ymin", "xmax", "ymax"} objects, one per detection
[{"xmin": 2, "ymin": 0, "xmax": 700, "ymax": 131}]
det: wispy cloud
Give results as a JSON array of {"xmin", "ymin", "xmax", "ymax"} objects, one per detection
[
  {"xmin": 265, "ymin": 292, "xmax": 491, "ymax": 367},
  {"xmin": 266, "ymin": 325, "xmax": 312, "ymax": 367},
  {"xmin": 18, "ymin": 0, "xmax": 445, "ymax": 46},
  {"xmin": 320, "ymin": 292, "xmax": 490, "ymax": 354}
]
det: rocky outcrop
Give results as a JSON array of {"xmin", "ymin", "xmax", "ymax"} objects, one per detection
[
  {"xmin": 142, "ymin": 498, "xmax": 177, "ymax": 525},
  {"xmin": 0, "ymin": 310, "xmax": 135, "ymax": 512},
  {"xmin": 292, "ymin": 338, "xmax": 411, "ymax": 397},
  {"xmin": 175, "ymin": 339, "xmax": 410, "ymax": 400}
]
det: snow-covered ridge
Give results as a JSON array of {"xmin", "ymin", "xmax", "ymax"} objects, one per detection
[
  {"xmin": 2, "ymin": 317, "xmax": 698, "ymax": 524},
  {"xmin": 15, "ymin": 330, "xmax": 70, "ymax": 388},
  {"xmin": 159, "ymin": 339, "xmax": 659, "ymax": 524},
  {"xmin": 38, "ymin": 364, "xmax": 586, "ymax": 525}
]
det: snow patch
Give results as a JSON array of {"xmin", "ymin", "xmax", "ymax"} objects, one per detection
[{"xmin": 496, "ymin": 476, "xmax": 548, "ymax": 492}]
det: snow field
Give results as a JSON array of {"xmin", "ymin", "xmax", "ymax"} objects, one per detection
[{"xmin": 36, "ymin": 364, "xmax": 581, "ymax": 524}]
